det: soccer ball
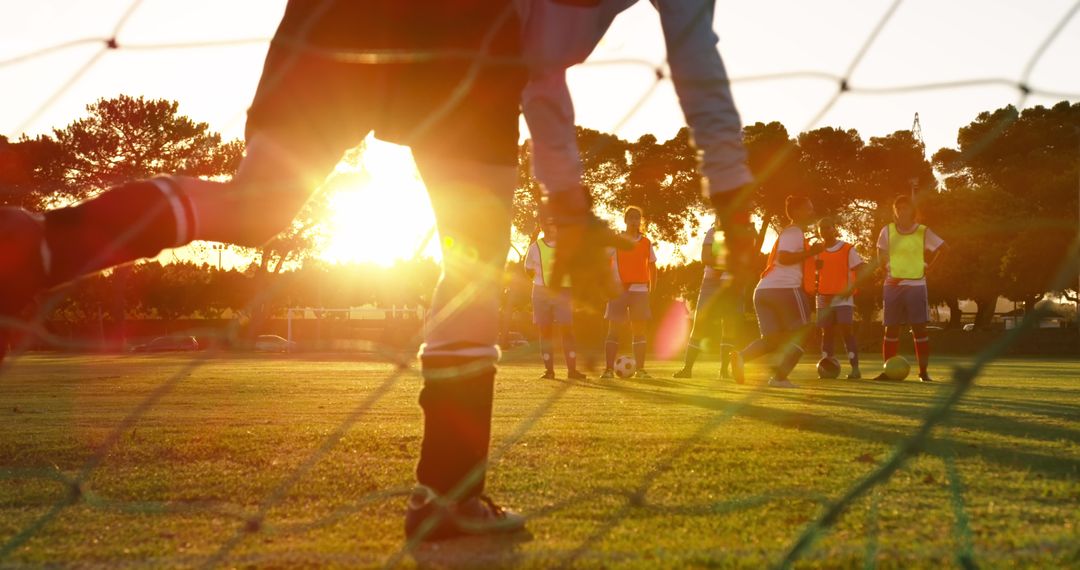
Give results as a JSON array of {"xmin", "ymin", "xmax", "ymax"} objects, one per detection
[
  {"xmin": 816, "ymin": 356, "xmax": 841, "ymax": 379},
  {"xmin": 883, "ymin": 356, "xmax": 911, "ymax": 381},
  {"xmin": 614, "ymin": 355, "xmax": 636, "ymax": 378}
]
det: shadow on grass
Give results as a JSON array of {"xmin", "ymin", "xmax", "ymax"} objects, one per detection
[{"xmin": 580, "ymin": 381, "xmax": 1080, "ymax": 480}]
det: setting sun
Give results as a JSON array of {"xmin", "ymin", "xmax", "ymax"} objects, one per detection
[{"xmin": 320, "ymin": 139, "xmax": 441, "ymax": 266}]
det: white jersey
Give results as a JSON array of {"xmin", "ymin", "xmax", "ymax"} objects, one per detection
[
  {"xmin": 701, "ymin": 225, "xmax": 732, "ymax": 284},
  {"xmin": 756, "ymin": 226, "xmax": 806, "ymax": 291},
  {"xmin": 523, "ymin": 238, "xmax": 549, "ymax": 286},
  {"xmin": 876, "ymin": 225, "xmax": 945, "ymax": 287}
]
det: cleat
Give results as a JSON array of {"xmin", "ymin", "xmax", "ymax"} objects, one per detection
[
  {"xmin": 540, "ymin": 370, "xmax": 556, "ymax": 380},
  {"xmin": 600, "ymin": 369, "xmax": 615, "ymax": 379},
  {"xmin": 767, "ymin": 377, "xmax": 799, "ymax": 389},
  {"xmin": 846, "ymin": 369, "xmax": 862, "ymax": 380},
  {"xmin": 633, "ymin": 369, "xmax": 653, "ymax": 380},
  {"xmin": 672, "ymin": 368, "xmax": 693, "ymax": 379},
  {"xmin": 404, "ymin": 485, "xmax": 526, "ymax": 542},
  {"xmin": 718, "ymin": 369, "xmax": 730, "ymax": 380},
  {"xmin": 918, "ymin": 373, "xmax": 934, "ymax": 383},
  {"xmin": 567, "ymin": 369, "xmax": 587, "ymax": 380},
  {"xmin": 730, "ymin": 351, "xmax": 745, "ymax": 384}
]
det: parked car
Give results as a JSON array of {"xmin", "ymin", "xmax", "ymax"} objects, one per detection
[
  {"xmin": 254, "ymin": 334, "xmax": 297, "ymax": 353},
  {"xmin": 130, "ymin": 336, "xmax": 199, "ymax": 352},
  {"xmin": 500, "ymin": 331, "xmax": 529, "ymax": 350}
]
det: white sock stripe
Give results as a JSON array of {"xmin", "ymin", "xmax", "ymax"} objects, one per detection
[
  {"xmin": 150, "ymin": 178, "xmax": 188, "ymax": 246},
  {"xmin": 789, "ymin": 344, "xmax": 804, "ymax": 353},
  {"xmin": 913, "ymin": 337, "xmax": 929, "ymax": 342},
  {"xmin": 39, "ymin": 239, "xmax": 53, "ymax": 278},
  {"xmin": 884, "ymin": 337, "xmax": 900, "ymax": 342}
]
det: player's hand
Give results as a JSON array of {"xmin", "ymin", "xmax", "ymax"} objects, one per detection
[
  {"xmin": 544, "ymin": 185, "xmax": 632, "ymax": 312},
  {"xmin": 709, "ymin": 187, "xmax": 756, "ymax": 286}
]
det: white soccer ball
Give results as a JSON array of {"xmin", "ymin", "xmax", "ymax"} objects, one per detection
[{"xmin": 614, "ymin": 355, "xmax": 636, "ymax": 378}]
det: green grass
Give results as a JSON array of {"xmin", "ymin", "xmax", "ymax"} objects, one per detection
[{"xmin": 0, "ymin": 354, "xmax": 1077, "ymax": 569}]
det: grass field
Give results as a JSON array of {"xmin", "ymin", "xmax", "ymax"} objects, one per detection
[{"xmin": 0, "ymin": 354, "xmax": 1077, "ymax": 569}]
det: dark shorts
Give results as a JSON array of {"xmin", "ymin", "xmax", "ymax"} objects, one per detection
[
  {"xmin": 532, "ymin": 286, "xmax": 573, "ymax": 326},
  {"xmin": 817, "ymin": 305, "xmax": 854, "ymax": 326},
  {"xmin": 246, "ymin": 0, "xmax": 524, "ymax": 166},
  {"xmin": 753, "ymin": 287, "xmax": 810, "ymax": 337},
  {"xmin": 883, "ymin": 283, "xmax": 930, "ymax": 326},
  {"xmin": 605, "ymin": 290, "xmax": 651, "ymax": 322}
]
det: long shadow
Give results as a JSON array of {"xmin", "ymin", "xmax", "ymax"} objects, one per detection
[
  {"xmin": 764, "ymin": 390, "xmax": 1080, "ymax": 446},
  {"xmin": 581, "ymin": 381, "xmax": 1080, "ymax": 479}
]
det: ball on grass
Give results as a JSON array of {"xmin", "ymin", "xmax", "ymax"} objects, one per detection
[
  {"xmin": 884, "ymin": 356, "xmax": 911, "ymax": 381},
  {"xmin": 817, "ymin": 356, "xmax": 841, "ymax": 379},
  {"xmin": 614, "ymin": 355, "xmax": 636, "ymax": 378}
]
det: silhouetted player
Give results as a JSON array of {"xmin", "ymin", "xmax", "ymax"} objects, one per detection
[{"xmin": 0, "ymin": 1, "xmax": 525, "ymax": 542}]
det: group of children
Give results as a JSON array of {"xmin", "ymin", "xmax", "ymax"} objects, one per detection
[{"xmin": 529, "ymin": 195, "xmax": 947, "ymax": 388}]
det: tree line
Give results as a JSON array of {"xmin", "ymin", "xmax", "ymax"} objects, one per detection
[{"xmin": 2, "ymin": 95, "xmax": 1077, "ymax": 330}]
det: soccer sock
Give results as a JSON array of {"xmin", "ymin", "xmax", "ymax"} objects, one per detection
[
  {"xmin": 632, "ymin": 335, "xmax": 646, "ymax": 370},
  {"xmin": 43, "ymin": 178, "xmax": 194, "ymax": 286},
  {"xmin": 562, "ymin": 330, "xmax": 577, "ymax": 372},
  {"xmin": 539, "ymin": 335, "xmax": 554, "ymax": 372},
  {"xmin": 820, "ymin": 325, "xmax": 835, "ymax": 358},
  {"xmin": 416, "ymin": 356, "xmax": 495, "ymax": 499},
  {"xmin": 913, "ymin": 334, "xmax": 930, "ymax": 375},
  {"xmin": 776, "ymin": 344, "xmax": 805, "ymax": 379},
  {"xmin": 604, "ymin": 336, "xmax": 618, "ymax": 370},
  {"xmin": 719, "ymin": 340, "xmax": 731, "ymax": 375},
  {"xmin": 882, "ymin": 336, "xmax": 900, "ymax": 362},
  {"xmin": 682, "ymin": 340, "xmax": 702, "ymax": 370},
  {"xmin": 845, "ymin": 332, "xmax": 859, "ymax": 368}
]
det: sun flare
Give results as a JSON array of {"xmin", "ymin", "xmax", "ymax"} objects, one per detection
[{"xmin": 320, "ymin": 139, "xmax": 441, "ymax": 265}]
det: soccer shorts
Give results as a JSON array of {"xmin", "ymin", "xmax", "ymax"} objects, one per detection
[
  {"xmin": 246, "ymin": 0, "xmax": 524, "ymax": 166},
  {"xmin": 883, "ymin": 283, "xmax": 930, "ymax": 326},
  {"xmin": 753, "ymin": 287, "xmax": 810, "ymax": 337},
  {"xmin": 816, "ymin": 304, "xmax": 854, "ymax": 327},
  {"xmin": 605, "ymin": 290, "xmax": 651, "ymax": 322},
  {"xmin": 532, "ymin": 286, "xmax": 573, "ymax": 326}
]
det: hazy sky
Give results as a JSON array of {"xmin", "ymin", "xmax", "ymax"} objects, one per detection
[{"xmin": 2, "ymin": 0, "xmax": 1078, "ymax": 265}]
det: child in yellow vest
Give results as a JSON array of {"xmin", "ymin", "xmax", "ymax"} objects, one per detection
[
  {"xmin": 525, "ymin": 218, "xmax": 586, "ymax": 380},
  {"xmin": 875, "ymin": 196, "xmax": 947, "ymax": 382}
]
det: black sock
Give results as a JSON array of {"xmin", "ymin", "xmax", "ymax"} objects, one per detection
[{"xmin": 44, "ymin": 178, "xmax": 192, "ymax": 285}]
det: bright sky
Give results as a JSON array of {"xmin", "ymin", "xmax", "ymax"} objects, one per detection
[{"xmin": 2, "ymin": 0, "xmax": 1078, "ymax": 266}]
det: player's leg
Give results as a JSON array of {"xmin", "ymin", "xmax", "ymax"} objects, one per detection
[
  {"xmin": 538, "ymin": 323, "xmax": 556, "ymax": 379},
  {"xmin": 409, "ymin": 152, "xmax": 524, "ymax": 538},
  {"xmin": 835, "ymin": 308, "xmax": 861, "ymax": 378},
  {"xmin": 732, "ymin": 288, "xmax": 781, "ymax": 384},
  {"xmin": 630, "ymin": 292, "xmax": 652, "ymax": 378},
  {"xmin": 909, "ymin": 285, "xmax": 933, "ymax": 382},
  {"xmin": 601, "ymin": 293, "xmax": 627, "ymax": 378},
  {"xmin": 554, "ymin": 290, "xmax": 584, "ymax": 379},
  {"xmin": 676, "ymin": 279, "xmax": 716, "ymax": 378},
  {"xmin": 533, "ymin": 286, "xmax": 556, "ymax": 379},
  {"xmin": 819, "ymin": 307, "xmax": 836, "ymax": 360},
  {"xmin": 769, "ymin": 289, "xmax": 811, "ymax": 388}
]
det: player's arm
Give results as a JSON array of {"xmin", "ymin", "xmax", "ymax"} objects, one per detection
[
  {"xmin": 700, "ymin": 242, "xmax": 715, "ymax": 267},
  {"xmin": 926, "ymin": 242, "xmax": 948, "ymax": 273},
  {"xmin": 777, "ymin": 242, "xmax": 825, "ymax": 265}
]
